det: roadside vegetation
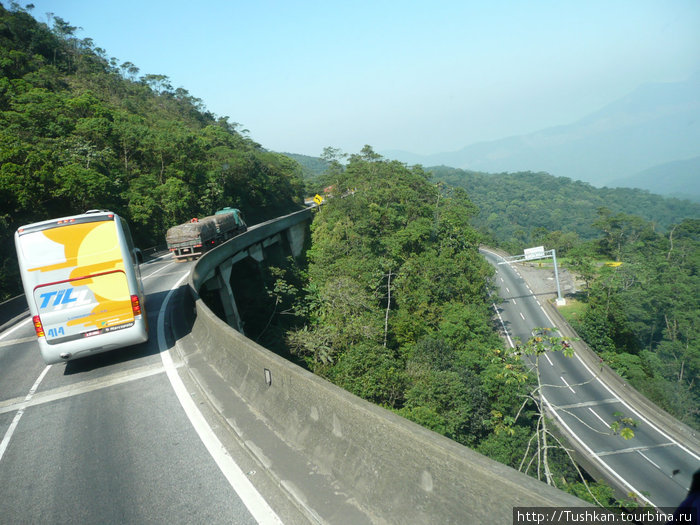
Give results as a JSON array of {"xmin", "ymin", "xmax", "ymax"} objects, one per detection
[
  {"xmin": 419, "ymin": 166, "xmax": 699, "ymax": 431},
  {"xmin": 0, "ymin": 3, "xmax": 303, "ymax": 299},
  {"xmin": 3, "ymin": 2, "xmax": 695, "ymax": 506},
  {"xmin": 248, "ymin": 148, "xmax": 630, "ymax": 504}
]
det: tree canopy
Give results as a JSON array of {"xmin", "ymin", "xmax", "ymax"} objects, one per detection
[
  {"xmin": 0, "ymin": 3, "xmax": 304, "ymax": 298},
  {"xmin": 430, "ymin": 166, "xmax": 700, "ymax": 255},
  {"xmin": 285, "ymin": 148, "xmax": 527, "ymax": 451}
]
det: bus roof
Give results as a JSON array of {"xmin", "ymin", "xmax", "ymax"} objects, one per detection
[{"xmin": 17, "ymin": 210, "xmax": 117, "ymax": 236}]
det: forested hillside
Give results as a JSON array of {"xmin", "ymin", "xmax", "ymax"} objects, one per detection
[
  {"xmin": 0, "ymin": 4, "xmax": 304, "ymax": 299},
  {"xmin": 240, "ymin": 147, "xmax": 618, "ymax": 503},
  {"xmin": 431, "ymin": 166, "xmax": 700, "ymax": 254},
  {"xmin": 564, "ymin": 212, "xmax": 700, "ymax": 430},
  {"xmin": 423, "ymin": 167, "xmax": 699, "ymax": 429},
  {"xmin": 1, "ymin": 3, "xmax": 691, "ymax": 502}
]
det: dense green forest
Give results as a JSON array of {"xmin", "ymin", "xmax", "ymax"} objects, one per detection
[
  {"xmin": 0, "ymin": 3, "xmax": 304, "ymax": 299},
  {"xmin": 420, "ymin": 167, "xmax": 700, "ymax": 430},
  {"xmin": 429, "ymin": 166, "xmax": 700, "ymax": 254},
  {"xmin": 2, "ymin": 2, "xmax": 695, "ymax": 504},
  {"xmin": 282, "ymin": 152, "xmax": 330, "ymax": 181},
  {"xmin": 565, "ymin": 211, "xmax": 700, "ymax": 430},
  {"xmin": 242, "ymin": 147, "xmax": 619, "ymax": 503}
]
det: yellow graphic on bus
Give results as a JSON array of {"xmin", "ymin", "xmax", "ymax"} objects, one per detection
[{"xmin": 29, "ymin": 220, "xmax": 133, "ymax": 332}]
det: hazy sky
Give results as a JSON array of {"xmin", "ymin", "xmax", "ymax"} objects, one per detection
[{"xmin": 22, "ymin": 1, "xmax": 700, "ymax": 157}]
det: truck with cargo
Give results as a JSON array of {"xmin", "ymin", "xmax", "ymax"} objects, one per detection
[{"xmin": 166, "ymin": 208, "xmax": 247, "ymax": 261}]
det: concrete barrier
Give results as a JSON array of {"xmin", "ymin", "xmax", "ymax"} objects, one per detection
[
  {"xmin": 181, "ymin": 297, "xmax": 586, "ymax": 524},
  {"xmin": 0, "ymin": 295, "xmax": 29, "ymax": 331},
  {"xmin": 177, "ymin": 216, "xmax": 587, "ymax": 524},
  {"xmin": 543, "ymin": 301, "xmax": 700, "ymax": 457}
]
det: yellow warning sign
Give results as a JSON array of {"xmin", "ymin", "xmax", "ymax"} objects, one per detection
[{"xmin": 313, "ymin": 194, "xmax": 324, "ymax": 205}]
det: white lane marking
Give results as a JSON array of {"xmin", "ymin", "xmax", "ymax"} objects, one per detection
[
  {"xmin": 588, "ymin": 408, "xmax": 609, "ymax": 428},
  {"xmin": 519, "ymin": 312, "xmax": 525, "ymax": 320},
  {"xmin": 505, "ymin": 287, "xmax": 510, "ymax": 293},
  {"xmin": 0, "ymin": 363, "xmax": 166, "ymax": 415},
  {"xmin": 142, "ymin": 252, "xmax": 172, "ymax": 264},
  {"xmin": 491, "ymin": 303, "xmax": 515, "ymax": 349},
  {"xmin": 560, "ymin": 376, "xmax": 575, "ymax": 393},
  {"xmin": 0, "ymin": 365, "xmax": 51, "ymax": 462},
  {"xmin": 541, "ymin": 394, "xmax": 656, "ymax": 507},
  {"xmin": 596, "ymin": 443, "xmax": 676, "ymax": 457},
  {"xmin": 141, "ymin": 260, "xmax": 176, "ymax": 280},
  {"xmin": 637, "ymin": 450, "xmax": 662, "ymax": 471},
  {"xmin": 573, "ymin": 352, "xmax": 700, "ymax": 463},
  {"xmin": 157, "ymin": 273, "xmax": 283, "ymax": 525},
  {"xmin": 0, "ymin": 318, "xmax": 32, "ymax": 341},
  {"xmin": 0, "ymin": 336, "xmax": 36, "ymax": 349},
  {"xmin": 543, "ymin": 353, "xmax": 553, "ymax": 366},
  {"xmin": 512, "ymin": 299, "xmax": 517, "ymax": 305}
]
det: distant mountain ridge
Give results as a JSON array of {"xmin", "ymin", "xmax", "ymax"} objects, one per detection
[
  {"xmin": 382, "ymin": 73, "xmax": 700, "ymax": 197},
  {"xmin": 609, "ymin": 156, "xmax": 700, "ymax": 203}
]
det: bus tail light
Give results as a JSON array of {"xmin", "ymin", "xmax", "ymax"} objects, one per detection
[
  {"xmin": 33, "ymin": 315, "xmax": 45, "ymax": 338},
  {"xmin": 131, "ymin": 295, "xmax": 142, "ymax": 316}
]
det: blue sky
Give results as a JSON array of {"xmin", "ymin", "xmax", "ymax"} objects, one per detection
[{"xmin": 22, "ymin": 1, "xmax": 700, "ymax": 157}]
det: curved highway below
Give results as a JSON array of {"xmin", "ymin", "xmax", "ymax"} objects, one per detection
[
  {"xmin": 0, "ymin": 254, "xmax": 297, "ymax": 524},
  {"xmin": 0, "ymin": 225, "xmax": 624, "ymax": 524},
  {"xmin": 481, "ymin": 247, "xmax": 700, "ymax": 509}
]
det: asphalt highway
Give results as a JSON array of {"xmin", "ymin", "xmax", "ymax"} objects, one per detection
[
  {"xmin": 481, "ymin": 247, "xmax": 700, "ymax": 509},
  {"xmin": 0, "ymin": 254, "xmax": 282, "ymax": 524}
]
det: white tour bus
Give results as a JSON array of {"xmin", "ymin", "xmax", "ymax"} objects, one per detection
[{"xmin": 14, "ymin": 210, "xmax": 148, "ymax": 364}]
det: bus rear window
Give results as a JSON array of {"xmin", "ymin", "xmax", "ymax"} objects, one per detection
[{"xmin": 19, "ymin": 220, "xmax": 122, "ymax": 272}]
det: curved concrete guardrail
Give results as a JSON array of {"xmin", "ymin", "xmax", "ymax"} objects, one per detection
[
  {"xmin": 179, "ymin": 209, "xmax": 586, "ymax": 523},
  {"xmin": 542, "ymin": 300, "xmax": 700, "ymax": 468}
]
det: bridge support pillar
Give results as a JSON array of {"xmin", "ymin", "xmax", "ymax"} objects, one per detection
[
  {"xmin": 214, "ymin": 259, "xmax": 244, "ymax": 334},
  {"xmin": 248, "ymin": 243, "xmax": 264, "ymax": 263},
  {"xmin": 286, "ymin": 222, "xmax": 307, "ymax": 259}
]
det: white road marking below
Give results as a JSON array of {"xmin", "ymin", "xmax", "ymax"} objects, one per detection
[
  {"xmin": 588, "ymin": 408, "xmax": 609, "ymax": 428},
  {"xmin": 541, "ymin": 394, "xmax": 656, "ymax": 507},
  {"xmin": 141, "ymin": 257, "xmax": 178, "ymax": 280},
  {"xmin": 0, "ymin": 335, "xmax": 36, "ymax": 349},
  {"xmin": 0, "ymin": 363, "xmax": 166, "ymax": 415},
  {"xmin": 637, "ymin": 450, "xmax": 662, "ymax": 471},
  {"xmin": 573, "ymin": 351, "xmax": 700, "ymax": 463},
  {"xmin": 560, "ymin": 376, "xmax": 575, "ymax": 393},
  {"xmin": 491, "ymin": 303, "xmax": 514, "ymax": 348},
  {"xmin": 0, "ymin": 364, "xmax": 51, "ymax": 462},
  {"xmin": 157, "ymin": 271, "xmax": 283, "ymax": 525},
  {"xmin": 0, "ymin": 318, "xmax": 31, "ymax": 341}
]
